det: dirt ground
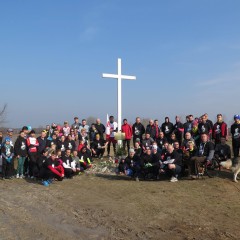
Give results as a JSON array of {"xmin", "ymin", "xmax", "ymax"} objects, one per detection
[{"xmin": 0, "ymin": 162, "xmax": 240, "ymax": 240}]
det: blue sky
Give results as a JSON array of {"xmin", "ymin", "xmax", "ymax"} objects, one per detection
[{"xmin": 0, "ymin": 0, "xmax": 240, "ymax": 128}]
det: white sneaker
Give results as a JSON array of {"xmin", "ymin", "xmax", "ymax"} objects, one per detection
[
  {"xmin": 19, "ymin": 175, "xmax": 23, "ymax": 179},
  {"xmin": 16, "ymin": 174, "xmax": 19, "ymax": 179},
  {"xmin": 170, "ymin": 177, "xmax": 178, "ymax": 182}
]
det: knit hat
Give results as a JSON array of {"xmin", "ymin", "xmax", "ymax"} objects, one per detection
[
  {"xmin": 129, "ymin": 148, "xmax": 135, "ymax": 154},
  {"xmin": 5, "ymin": 137, "xmax": 11, "ymax": 142}
]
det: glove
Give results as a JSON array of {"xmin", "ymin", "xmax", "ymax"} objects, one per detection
[{"xmin": 145, "ymin": 163, "xmax": 152, "ymax": 168}]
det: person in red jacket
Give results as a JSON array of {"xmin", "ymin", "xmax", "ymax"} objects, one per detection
[
  {"xmin": 39, "ymin": 151, "xmax": 64, "ymax": 184},
  {"xmin": 121, "ymin": 119, "xmax": 133, "ymax": 153},
  {"xmin": 212, "ymin": 114, "xmax": 228, "ymax": 145}
]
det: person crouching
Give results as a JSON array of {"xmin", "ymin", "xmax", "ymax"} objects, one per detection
[
  {"xmin": 62, "ymin": 149, "xmax": 80, "ymax": 178},
  {"xmin": 161, "ymin": 144, "xmax": 182, "ymax": 182},
  {"xmin": 39, "ymin": 151, "xmax": 64, "ymax": 185},
  {"xmin": 78, "ymin": 146, "xmax": 92, "ymax": 170}
]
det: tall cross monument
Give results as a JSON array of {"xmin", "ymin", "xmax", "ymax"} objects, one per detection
[{"xmin": 102, "ymin": 58, "xmax": 136, "ymax": 135}]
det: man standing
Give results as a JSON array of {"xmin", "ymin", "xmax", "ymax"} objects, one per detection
[
  {"xmin": 184, "ymin": 115, "xmax": 194, "ymax": 135},
  {"xmin": 79, "ymin": 119, "xmax": 90, "ymax": 135},
  {"xmin": 121, "ymin": 119, "xmax": 132, "ymax": 153},
  {"xmin": 132, "ymin": 117, "xmax": 145, "ymax": 145},
  {"xmin": 174, "ymin": 116, "xmax": 184, "ymax": 145},
  {"xmin": 94, "ymin": 118, "xmax": 106, "ymax": 140},
  {"xmin": 212, "ymin": 114, "xmax": 228, "ymax": 145},
  {"xmin": 161, "ymin": 117, "xmax": 174, "ymax": 142},
  {"xmin": 106, "ymin": 116, "xmax": 118, "ymax": 156},
  {"xmin": 71, "ymin": 117, "xmax": 81, "ymax": 130},
  {"xmin": 231, "ymin": 115, "xmax": 240, "ymax": 162},
  {"xmin": 198, "ymin": 115, "xmax": 212, "ymax": 136},
  {"xmin": 37, "ymin": 130, "xmax": 47, "ymax": 154},
  {"xmin": 154, "ymin": 119, "xmax": 161, "ymax": 140},
  {"xmin": 146, "ymin": 119, "xmax": 156, "ymax": 140}
]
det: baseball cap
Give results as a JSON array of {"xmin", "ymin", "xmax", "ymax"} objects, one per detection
[
  {"xmin": 234, "ymin": 114, "xmax": 240, "ymax": 120},
  {"xmin": 7, "ymin": 128, "xmax": 13, "ymax": 132},
  {"xmin": 5, "ymin": 137, "xmax": 11, "ymax": 142}
]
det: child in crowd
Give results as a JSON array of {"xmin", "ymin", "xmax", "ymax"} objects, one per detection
[{"xmin": 1, "ymin": 138, "xmax": 14, "ymax": 179}]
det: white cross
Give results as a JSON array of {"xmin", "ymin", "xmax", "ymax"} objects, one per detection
[{"xmin": 102, "ymin": 58, "xmax": 136, "ymax": 135}]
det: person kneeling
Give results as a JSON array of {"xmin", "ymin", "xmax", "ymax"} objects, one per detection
[
  {"xmin": 124, "ymin": 148, "xmax": 143, "ymax": 181},
  {"xmin": 62, "ymin": 149, "xmax": 80, "ymax": 178},
  {"xmin": 78, "ymin": 146, "xmax": 92, "ymax": 170},
  {"xmin": 39, "ymin": 151, "xmax": 64, "ymax": 185}
]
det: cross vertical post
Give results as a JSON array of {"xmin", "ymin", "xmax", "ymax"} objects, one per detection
[{"xmin": 102, "ymin": 58, "xmax": 136, "ymax": 144}]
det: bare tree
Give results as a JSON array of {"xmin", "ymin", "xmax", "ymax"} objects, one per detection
[
  {"xmin": 0, "ymin": 104, "xmax": 7, "ymax": 127},
  {"xmin": 141, "ymin": 118, "xmax": 150, "ymax": 128},
  {"xmin": 86, "ymin": 116, "xmax": 97, "ymax": 125}
]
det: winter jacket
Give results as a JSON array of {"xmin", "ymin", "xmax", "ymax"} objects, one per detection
[
  {"xmin": 121, "ymin": 123, "xmax": 133, "ymax": 140},
  {"xmin": 14, "ymin": 136, "xmax": 27, "ymax": 157}
]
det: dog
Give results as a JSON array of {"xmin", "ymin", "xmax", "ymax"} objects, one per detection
[{"xmin": 220, "ymin": 159, "xmax": 240, "ymax": 183}]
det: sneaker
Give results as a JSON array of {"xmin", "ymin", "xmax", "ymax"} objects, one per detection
[
  {"xmin": 190, "ymin": 175, "xmax": 197, "ymax": 180},
  {"xmin": 47, "ymin": 179, "xmax": 53, "ymax": 184},
  {"xmin": 19, "ymin": 175, "xmax": 24, "ymax": 179},
  {"xmin": 135, "ymin": 177, "xmax": 140, "ymax": 182},
  {"xmin": 16, "ymin": 174, "xmax": 19, "ymax": 179},
  {"xmin": 170, "ymin": 177, "xmax": 178, "ymax": 182},
  {"xmin": 42, "ymin": 180, "xmax": 49, "ymax": 187}
]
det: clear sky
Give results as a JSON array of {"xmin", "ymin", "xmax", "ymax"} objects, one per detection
[{"xmin": 0, "ymin": 0, "xmax": 240, "ymax": 128}]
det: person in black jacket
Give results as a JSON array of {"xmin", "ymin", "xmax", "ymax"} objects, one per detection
[
  {"xmin": 198, "ymin": 115, "xmax": 212, "ymax": 136},
  {"xmin": 146, "ymin": 119, "xmax": 157, "ymax": 140},
  {"xmin": 37, "ymin": 130, "xmax": 47, "ymax": 154},
  {"xmin": 62, "ymin": 149, "xmax": 76, "ymax": 178},
  {"xmin": 124, "ymin": 148, "xmax": 143, "ymax": 181},
  {"xmin": 161, "ymin": 144, "xmax": 182, "ymax": 182},
  {"xmin": 46, "ymin": 133, "xmax": 58, "ymax": 148},
  {"xmin": 57, "ymin": 135, "xmax": 67, "ymax": 156},
  {"xmin": 94, "ymin": 118, "xmax": 106, "ymax": 140},
  {"xmin": 65, "ymin": 134, "xmax": 76, "ymax": 153},
  {"xmin": 141, "ymin": 147, "xmax": 156, "ymax": 179},
  {"xmin": 214, "ymin": 137, "xmax": 231, "ymax": 161},
  {"xmin": 132, "ymin": 117, "xmax": 145, "ymax": 144},
  {"xmin": 231, "ymin": 115, "xmax": 240, "ymax": 162},
  {"xmin": 78, "ymin": 146, "xmax": 92, "ymax": 170},
  {"xmin": 0, "ymin": 131, "xmax": 3, "ymax": 150},
  {"xmin": 91, "ymin": 134, "xmax": 108, "ymax": 158},
  {"xmin": 190, "ymin": 133, "xmax": 215, "ymax": 178},
  {"xmin": 161, "ymin": 117, "xmax": 174, "ymax": 142},
  {"xmin": 14, "ymin": 131, "xmax": 28, "ymax": 178}
]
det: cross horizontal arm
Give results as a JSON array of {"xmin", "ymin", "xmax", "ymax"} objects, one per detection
[
  {"xmin": 121, "ymin": 75, "xmax": 136, "ymax": 80},
  {"xmin": 102, "ymin": 73, "xmax": 118, "ymax": 79},
  {"xmin": 102, "ymin": 73, "xmax": 136, "ymax": 80}
]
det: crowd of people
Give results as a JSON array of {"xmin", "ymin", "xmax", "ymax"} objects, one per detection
[{"xmin": 0, "ymin": 113, "xmax": 238, "ymax": 185}]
